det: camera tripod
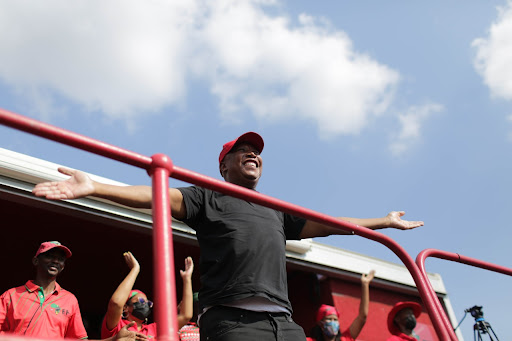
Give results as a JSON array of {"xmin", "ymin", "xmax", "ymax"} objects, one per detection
[{"xmin": 466, "ymin": 306, "xmax": 500, "ymax": 341}]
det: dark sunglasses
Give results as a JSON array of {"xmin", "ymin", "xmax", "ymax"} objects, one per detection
[{"xmin": 129, "ymin": 297, "xmax": 153, "ymax": 308}]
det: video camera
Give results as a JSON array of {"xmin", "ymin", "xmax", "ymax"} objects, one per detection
[{"xmin": 465, "ymin": 305, "xmax": 484, "ymax": 319}]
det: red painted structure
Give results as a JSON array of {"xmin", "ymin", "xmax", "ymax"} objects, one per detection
[
  {"xmin": 416, "ymin": 249, "xmax": 512, "ymax": 341},
  {"xmin": 0, "ymin": 107, "xmax": 511, "ymax": 340}
]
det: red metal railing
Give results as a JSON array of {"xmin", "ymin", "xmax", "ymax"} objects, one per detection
[
  {"xmin": 3, "ymin": 107, "xmax": 510, "ymax": 340},
  {"xmin": 416, "ymin": 249, "xmax": 512, "ymax": 340}
]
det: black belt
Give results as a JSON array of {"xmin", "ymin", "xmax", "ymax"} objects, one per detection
[{"xmin": 210, "ymin": 305, "xmax": 292, "ymax": 319}]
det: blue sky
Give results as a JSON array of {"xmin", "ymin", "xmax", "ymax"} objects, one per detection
[{"xmin": 1, "ymin": 1, "xmax": 511, "ymax": 339}]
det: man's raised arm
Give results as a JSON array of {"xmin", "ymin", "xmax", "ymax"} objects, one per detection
[
  {"xmin": 32, "ymin": 167, "xmax": 186, "ymax": 220},
  {"xmin": 299, "ymin": 211, "xmax": 424, "ymax": 239}
]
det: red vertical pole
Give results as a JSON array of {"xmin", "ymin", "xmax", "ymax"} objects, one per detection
[
  {"xmin": 394, "ymin": 255, "xmax": 451, "ymax": 340},
  {"xmin": 150, "ymin": 154, "xmax": 177, "ymax": 341},
  {"xmin": 416, "ymin": 262, "xmax": 459, "ymax": 340}
]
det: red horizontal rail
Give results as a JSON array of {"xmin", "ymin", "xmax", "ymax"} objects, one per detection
[
  {"xmin": 417, "ymin": 249, "xmax": 512, "ymax": 276},
  {"xmin": 0, "ymin": 108, "xmax": 152, "ymax": 169},
  {"xmin": 0, "ymin": 108, "xmax": 452, "ymax": 340}
]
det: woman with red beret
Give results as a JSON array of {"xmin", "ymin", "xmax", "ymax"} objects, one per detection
[{"xmin": 307, "ymin": 270, "xmax": 375, "ymax": 341}]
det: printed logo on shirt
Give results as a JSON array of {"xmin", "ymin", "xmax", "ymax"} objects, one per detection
[{"xmin": 50, "ymin": 303, "xmax": 70, "ymax": 316}]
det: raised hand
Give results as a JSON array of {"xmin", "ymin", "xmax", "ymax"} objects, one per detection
[
  {"xmin": 361, "ymin": 270, "xmax": 375, "ymax": 285},
  {"xmin": 387, "ymin": 211, "xmax": 424, "ymax": 230},
  {"xmin": 180, "ymin": 256, "xmax": 194, "ymax": 280},
  {"xmin": 123, "ymin": 251, "xmax": 140, "ymax": 272},
  {"xmin": 32, "ymin": 167, "xmax": 94, "ymax": 200}
]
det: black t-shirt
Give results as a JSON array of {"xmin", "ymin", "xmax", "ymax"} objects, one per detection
[{"xmin": 178, "ymin": 186, "xmax": 306, "ymax": 312}]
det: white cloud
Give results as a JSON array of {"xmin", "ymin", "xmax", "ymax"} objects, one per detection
[
  {"xmin": 0, "ymin": 0, "xmax": 197, "ymax": 118},
  {"xmin": 389, "ymin": 103, "xmax": 443, "ymax": 156},
  {"xmin": 0, "ymin": 0, "xmax": 400, "ymax": 136},
  {"xmin": 195, "ymin": 1, "xmax": 400, "ymax": 137},
  {"xmin": 473, "ymin": 2, "xmax": 512, "ymax": 100}
]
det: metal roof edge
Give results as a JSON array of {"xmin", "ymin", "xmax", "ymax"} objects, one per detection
[{"xmin": 286, "ymin": 240, "xmax": 446, "ymax": 294}]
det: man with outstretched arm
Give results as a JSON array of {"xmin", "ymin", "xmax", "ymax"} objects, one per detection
[{"xmin": 33, "ymin": 132, "xmax": 423, "ymax": 341}]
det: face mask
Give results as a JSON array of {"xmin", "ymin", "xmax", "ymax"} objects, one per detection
[
  {"xmin": 131, "ymin": 301, "xmax": 152, "ymax": 320},
  {"xmin": 321, "ymin": 320, "xmax": 340, "ymax": 338},
  {"xmin": 404, "ymin": 315, "xmax": 417, "ymax": 330}
]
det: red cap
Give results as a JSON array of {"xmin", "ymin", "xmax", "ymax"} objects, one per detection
[
  {"xmin": 34, "ymin": 241, "xmax": 72, "ymax": 259},
  {"xmin": 218, "ymin": 132, "xmax": 264, "ymax": 164},
  {"xmin": 387, "ymin": 301, "xmax": 422, "ymax": 335},
  {"xmin": 129, "ymin": 289, "xmax": 146, "ymax": 299},
  {"xmin": 126, "ymin": 289, "xmax": 146, "ymax": 304},
  {"xmin": 316, "ymin": 304, "xmax": 340, "ymax": 322}
]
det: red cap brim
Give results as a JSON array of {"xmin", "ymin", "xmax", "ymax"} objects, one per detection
[{"xmin": 218, "ymin": 132, "xmax": 264, "ymax": 164}]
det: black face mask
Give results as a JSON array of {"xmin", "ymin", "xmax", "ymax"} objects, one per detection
[
  {"xmin": 131, "ymin": 301, "xmax": 152, "ymax": 320},
  {"xmin": 404, "ymin": 315, "xmax": 417, "ymax": 330}
]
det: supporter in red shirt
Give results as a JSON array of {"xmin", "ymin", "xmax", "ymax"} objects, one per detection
[
  {"xmin": 0, "ymin": 241, "xmax": 147, "ymax": 341},
  {"xmin": 0, "ymin": 241, "xmax": 87, "ymax": 339},
  {"xmin": 101, "ymin": 252, "xmax": 194, "ymax": 340},
  {"xmin": 307, "ymin": 270, "xmax": 375, "ymax": 341},
  {"xmin": 386, "ymin": 301, "xmax": 422, "ymax": 341}
]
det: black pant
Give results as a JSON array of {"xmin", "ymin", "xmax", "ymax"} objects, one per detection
[{"xmin": 199, "ymin": 306, "xmax": 307, "ymax": 341}]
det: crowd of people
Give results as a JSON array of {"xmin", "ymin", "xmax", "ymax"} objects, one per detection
[
  {"xmin": 307, "ymin": 301, "xmax": 424, "ymax": 341},
  {"xmin": 0, "ymin": 241, "xmax": 199, "ymax": 341},
  {"xmin": 0, "ymin": 240, "xmax": 425, "ymax": 341},
  {"xmin": 0, "ymin": 132, "xmax": 428, "ymax": 340}
]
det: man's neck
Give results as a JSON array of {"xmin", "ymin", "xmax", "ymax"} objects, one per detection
[
  {"xmin": 33, "ymin": 276, "xmax": 57, "ymax": 296},
  {"xmin": 230, "ymin": 181, "xmax": 257, "ymax": 190},
  {"xmin": 224, "ymin": 176, "xmax": 258, "ymax": 190}
]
